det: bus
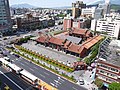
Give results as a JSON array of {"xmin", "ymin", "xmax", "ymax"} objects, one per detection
[{"xmin": 19, "ymin": 69, "xmax": 39, "ymax": 86}]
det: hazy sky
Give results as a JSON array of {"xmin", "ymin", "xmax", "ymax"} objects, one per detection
[{"xmin": 9, "ymin": 0, "xmax": 98, "ymax": 8}]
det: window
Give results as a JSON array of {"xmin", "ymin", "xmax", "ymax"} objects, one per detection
[
  {"xmin": 100, "ymin": 70, "xmax": 104, "ymax": 74},
  {"xmin": 111, "ymin": 68, "xmax": 118, "ymax": 72}
]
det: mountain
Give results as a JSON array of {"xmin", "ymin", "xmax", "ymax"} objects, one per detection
[
  {"xmin": 52, "ymin": 6, "xmax": 71, "ymax": 9},
  {"xmin": 89, "ymin": 0, "xmax": 120, "ymax": 5},
  {"xmin": 111, "ymin": 4, "xmax": 120, "ymax": 10},
  {"xmin": 11, "ymin": 3, "xmax": 37, "ymax": 8}
]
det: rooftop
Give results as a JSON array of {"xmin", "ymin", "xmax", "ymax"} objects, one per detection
[
  {"xmin": 57, "ymin": 35, "xmax": 82, "ymax": 45},
  {"xmin": 100, "ymin": 40, "xmax": 120, "ymax": 67},
  {"xmin": 49, "ymin": 37, "xmax": 64, "ymax": 45}
]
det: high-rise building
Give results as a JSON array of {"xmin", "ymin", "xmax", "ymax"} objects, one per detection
[
  {"xmin": 0, "ymin": 0, "xmax": 11, "ymax": 34},
  {"xmin": 72, "ymin": 1, "xmax": 86, "ymax": 18},
  {"xmin": 103, "ymin": 0, "xmax": 110, "ymax": 14}
]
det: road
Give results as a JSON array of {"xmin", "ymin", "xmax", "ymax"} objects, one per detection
[
  {"xmin": 0, "ymin": 67, "xmax": 33, "ymax": 90},
  {"xmin": 0, "ymin": 25, "xmax": 63, "ymax": 44},
  {"xmin": 2, "ymin": 48, "xmax": 87, "ymax": 90}
]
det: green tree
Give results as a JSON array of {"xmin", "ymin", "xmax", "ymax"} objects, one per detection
[
  {"xmin": 109, "ymin": 82, "xmax": 120, "ymax": 90},
  {"xmin": 84, "ymin": 57, "xmax": 91, "ymax": 65},
  {"xmin": 77, "ymin": 58, "xmax": 82, "ymax": 61}
]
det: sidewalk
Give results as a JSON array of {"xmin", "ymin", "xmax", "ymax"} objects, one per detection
[{"xmin": 79, "ymin": 69, "xmax": 98, "ymax": 90}]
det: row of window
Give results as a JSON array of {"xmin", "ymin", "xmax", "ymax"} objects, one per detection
[
  {"xmin": 99, "ymin": 64, "xmax": 119, "ymax": 73},
  {"xmin": 98, "ymin": 75, "xmax": 116, "ymax": 83},
  {"xmin": 99, "ymin": 70, "xmax": 117, "ymax": 79}
]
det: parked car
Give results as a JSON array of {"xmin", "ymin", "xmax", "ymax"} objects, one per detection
[
  {"xmin": 78, "ymin": 78, "xmax": 84, "ymax": 85},
  {"xmin": 14, "ymin": 54, "xmax": 20, "ymax": 58}
]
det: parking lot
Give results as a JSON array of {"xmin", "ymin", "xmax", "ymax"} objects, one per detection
[{"xmin": 21, "ymin": 41, "xmax": 78, "ymax": 65}]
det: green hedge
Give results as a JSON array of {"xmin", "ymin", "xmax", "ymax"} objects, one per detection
[
  {"xmin": 84, "ymin": 37, "xmax": 105, "ymax": 65},
  {"xmin": 9, "ymin": 48, "xmax": 76, "ymax": 82},
  {"xmin": 15, "ymin": 45, "xmax": 74, "ymax": 72}
]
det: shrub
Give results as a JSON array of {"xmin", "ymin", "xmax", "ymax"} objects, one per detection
[{"xmin": 94, "ymin": 78, "xmax": 103, "ymax": 88}]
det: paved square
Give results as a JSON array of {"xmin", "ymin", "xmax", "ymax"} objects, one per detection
[{"xmin": 22, "ymin": 41, "xmax": 78, "ymax": 66}]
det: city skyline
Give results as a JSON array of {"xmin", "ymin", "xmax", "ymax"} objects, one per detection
[{"xmin": 9, "ymin": 0, "xmax": 98, "ymax": 8}]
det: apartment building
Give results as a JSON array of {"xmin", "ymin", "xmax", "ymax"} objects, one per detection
[
  {"xmin": 17, "ymin": 14, "xmax": 41, "ymax": 30},
  {"xmin": 91, "ymin": 15, "xmax": 120, "ymax": 39},
  {"xmin": 63, "ymin": 16, "xmax": 91, "ymax": 30},
  {"xmin": 81, "ymin": 7, "xmax": 102, "ymax": 19},
  {"xmin": 96, "ymin": 60, "xmax": 120, "ymax": 84},
  {"xmin": 96, "ymin": 40, "xmax": 120, "ymax": 86}
]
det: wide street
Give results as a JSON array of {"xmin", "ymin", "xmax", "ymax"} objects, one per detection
[
  {"xmin": 1, "ymin": 46, "xmax": 87, "ymax": 90},
  {"xmin": 0, "ymin": 66, "xmax": 33, "ymax": 90}
]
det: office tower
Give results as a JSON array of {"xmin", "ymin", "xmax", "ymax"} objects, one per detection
[
  {"xmin": 0, "ymin": 0, "xmax": 11, "ymax": 34},
  {"xmin": 104, "ymin": 0, "xmax": 110, "ymax": 14}
]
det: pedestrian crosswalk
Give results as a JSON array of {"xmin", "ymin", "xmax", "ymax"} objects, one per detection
[{"xmin": 50, "ymin": 77, "xmax": 64, "ymax": 88}]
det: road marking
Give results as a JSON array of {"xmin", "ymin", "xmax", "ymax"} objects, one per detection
[
  {"xmin": 54, "ymin": 80, "xmax": 61, "ymax": 84},
  {"xmin": 33, "ymin": 67, "xmax": 38, "ymax": 70},
  {"xmin": 30, "ymin": 68, "xmax": 34, "ymax": 71},
  {"xmin": 72, "ymin": 87, "xmax": 78, "ymax": 90},
  {"xmin": 24, "ymin": 62, "xmax": 29, "ymax": 64},
  {"xmin": 20, "ymin": 63, "xmax": 25, "ymax": 66},
  {"xmin": 50, "ymin": 82, "xmax": 55, "ymax": 87},
  {"xmin": 0, "ymin": 71, "xmax": 24, "ymax": 90},
  {"xmin": 44, "ymin": 72, "xmax": 49, "ymax": 75},
  {"xmin": 39, "ymin": 74, "xmax": 45, "ymax": 78},
  {"xmin": 58, "ymin": 77, "xmax": 64, "ymax": 82}
]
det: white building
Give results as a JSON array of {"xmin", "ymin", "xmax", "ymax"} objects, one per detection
[
  {"xmin": 91, "ymin": 14, "xmax": 120, "ymax": 39},
  {"xmin": 81, "ymin": 7, "xmax": 102, "ymax": 19}
]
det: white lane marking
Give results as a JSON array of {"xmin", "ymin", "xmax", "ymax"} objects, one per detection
[
  {"xmin": 50, "ymin": 82, "xmax": 55, "ymax": 87},
  {"xmin": 24, "ymin": 62, "xmax": 29, "ymax": 64},
  {"xmin": 50, "ymin": 82, "xmax": 58, "ymax": 88},
  {"xmin": 54, "ymin": 80, "xmax": 61, "ymax": 84},
  {"xmin": 20, "ymin": 63, "xmax": 25, "ymax": 66},
  {"xmin": 33, "ymin": 67, "xmax": 38, "ymax": 70},
  {"xmin": 58, "ymin": 77, "xmax": 64, "ymax": 82},
  {"xmin": 39, "ymin": 74, "xmax": 45, "ymax": 78},
  {"xmin": 0, "ymin": 71, "xmax": 23, "ymax": 90},
  {"xmin": 44, "ymin": 72, "xmax": 49, "ymax": 75},
  {"xmin": 72, "ymin": 87, "xmax": 78, "ymax": 90},
  {"xmin": 30, "ymin": 68, "xmax": 34, "ymax": 71}
]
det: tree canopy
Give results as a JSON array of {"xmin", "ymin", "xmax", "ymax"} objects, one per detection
[{"xmin": 109, "ymin": 82, "xmax": 120, "ymax": 90}]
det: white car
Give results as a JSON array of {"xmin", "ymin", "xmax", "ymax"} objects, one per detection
[
  {"xmin": 78, "ymin": 78, "xmax": 84, "ymax": 85},
  {"xmin": 10, "ymin": 52, "xmax": 14, "ymax": 55}
]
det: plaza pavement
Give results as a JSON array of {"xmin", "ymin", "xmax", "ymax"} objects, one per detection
[{"xmin": 22, "ymin": 41, "xmax": 78, "ymax": 65}]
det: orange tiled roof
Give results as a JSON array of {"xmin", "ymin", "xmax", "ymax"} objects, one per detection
[
  {"xmin": 36, "ymin": 36, "xmax": 48, "ymax": 43},
  {"xmin": 67, "ymin": 43, "xmax": 85, "ymax": 54},
  {"xmin": 67, "ymin": 44, "xmax": 80, "ymax": 53},
  {"xmin": 49, "ymin": 37, "xmax": 65, "ymax": 45},
  {"xmin": 83, "ymin": 35, "xmax": 103, "ymax": 49},
  {"xmin": 72, "ymin": 28, "xmax": 87, "ymax": 35},
  {"xmin": 64, "ymin": 40, "xmax": 71, "ymax": 48}
]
